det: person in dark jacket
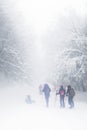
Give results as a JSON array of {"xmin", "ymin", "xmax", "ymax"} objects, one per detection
[
  {"xmin": 56, "ymin": 85, "xmax": 65, "ymax": 108},
  {"xmin": 66, "ymin": 85, "xmax": 75, "ymax": 108},
  {"xmin": 42, "ymin": 83, "xmax": 51, "ymax": 107}
]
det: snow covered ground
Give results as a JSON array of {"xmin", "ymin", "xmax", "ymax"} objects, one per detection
[{"xmin": 0, "ymin": 83, "xmax": 87, "ymax": 130}]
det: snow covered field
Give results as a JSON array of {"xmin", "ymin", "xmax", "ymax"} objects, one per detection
[{"xmin": 0, "ymin": 84, "xmax": 87, "ymax": 130}]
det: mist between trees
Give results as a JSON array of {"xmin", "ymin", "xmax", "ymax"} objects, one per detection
[{"xmin": 0, "ymin": 1, "xmax": 87, "ymax": 91}]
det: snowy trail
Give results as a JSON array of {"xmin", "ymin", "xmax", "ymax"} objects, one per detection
[
  {"xmin": 0, "ymin": 103, "xmax": 87, "ymax": 130},
  {"xmin": 0, "ymin": 86, "xmax": 87, "ymax": 130}
]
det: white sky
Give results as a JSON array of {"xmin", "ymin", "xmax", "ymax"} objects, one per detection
[
  {"xmin": 16, "ymin": 0, "xmax": 87, "ymax": 35},
  {"xmin": 7, "ymin": 0, "xmax": 86, "ymax": 56},
  {"xmin": 4, "ymin": 0, "xmax": 87, "ymax": 47}
]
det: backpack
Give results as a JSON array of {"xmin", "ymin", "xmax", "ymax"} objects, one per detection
[
  {"xmin": 70, "ymin": 88, "xmax": 75, "ymax": 97},
  {"xmin": 60, "ymin": 89, "xmax": 65, "ymax": 96}
]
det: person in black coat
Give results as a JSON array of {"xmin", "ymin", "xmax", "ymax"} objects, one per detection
[
  {"xmin": 66, "ymin": 85, "xmax": 75, "ymax": 108},
  {"xmin": 42, "ymin": 83, "xmax": 51, "ymax": 107}
]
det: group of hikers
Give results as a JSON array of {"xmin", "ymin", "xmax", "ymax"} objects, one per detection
[{"xmin": 39, "ymin": 83, "xmax": 75, "ymax": 108}]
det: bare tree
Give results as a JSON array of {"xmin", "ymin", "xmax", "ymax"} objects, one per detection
[{"xmin": 0, "ymin": 4, "xmax": 34, "ymax": 85}]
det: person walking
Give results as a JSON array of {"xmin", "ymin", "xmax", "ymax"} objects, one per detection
[
  {"xmin": 66, "ymin": 85, "xmax": 75, "ymax": 108},
  {"xmin": 56, "ymin": 85, "xmax": 65, "ymax": 108},
  {"xmin": 42, "ymin": 83, "xmax": 51, "ymax": 107}
]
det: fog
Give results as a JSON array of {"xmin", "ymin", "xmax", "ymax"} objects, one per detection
[
  {"xmin": 0, "ymin": 1, "xmax": 87, "ymax": 130},
  {"xmin": 0, "ymin": 0, "xmax": 87, "ymax": 90}
]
